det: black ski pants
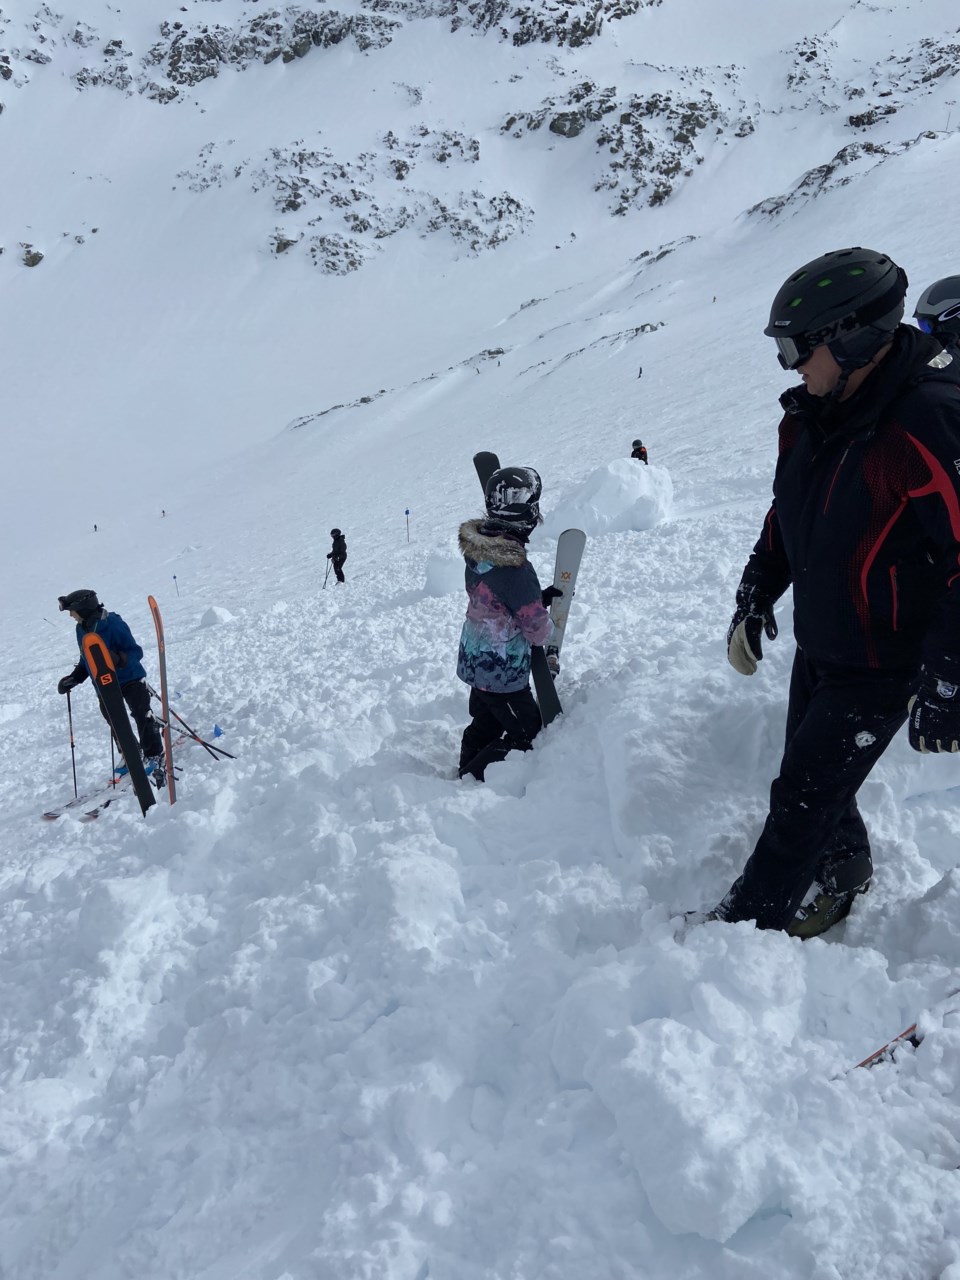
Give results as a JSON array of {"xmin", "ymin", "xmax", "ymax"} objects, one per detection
[
  {"xmin": 332, "ymin": 555, "xmax": 347, "ymax": 583},
  {"xmin": 96, "ymin": 677, "xmax": 163, "ymax": 758},
  {"xmin": 720, "ymin": 649, "xmax": 913, "ymax": 930},
  {"xmin": 459, "ymin": 686, "xmax": 543, "ymax": 781}
]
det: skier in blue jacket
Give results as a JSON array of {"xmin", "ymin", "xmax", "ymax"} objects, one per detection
[{"xmin": 57, "ymin": 589, "xmax": 163, "ymax": 760}]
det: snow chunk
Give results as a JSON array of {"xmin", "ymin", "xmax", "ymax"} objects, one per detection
[
  {"xmin": 198, "ymin": 605, "xmax": 236, "ymax": 628},
  {"xmin": 423, "ymin": 552, "xmax": 463, "ymax": 597},
  {"xmin": 543, "ymin": 457, "xmax": 673, "ymax": 537}
]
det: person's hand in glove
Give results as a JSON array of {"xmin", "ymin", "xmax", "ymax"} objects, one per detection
[
  {"xmin": 726, "ymin": 586, "xmax": 778, "ymax": 676},
  {"xmin": 907, "ymin": 669, "xmax": 960, "ymax": 752},
  {"xmin": 57, "ymin": 671, "xmax": 83, "ymax": 695},
  {"xmin": 541, "ymin": 585, "xmax": 563, "ymax": 608}
]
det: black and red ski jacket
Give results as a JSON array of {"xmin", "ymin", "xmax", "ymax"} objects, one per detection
[{"xmin": 740, "ymin": 326, "xmax": 960, "ymax": 678}]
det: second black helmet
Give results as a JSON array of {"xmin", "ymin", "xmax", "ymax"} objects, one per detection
[{"xmin": 484, "ymin": 466, "xmax": 543, "ymax": 532}]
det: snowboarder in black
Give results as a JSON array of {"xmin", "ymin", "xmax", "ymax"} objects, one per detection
[
  {"xmin": 57, "ymin": 589, "xmax": 164, "ymax": 761},
  {"xmin": 456, "ymin": 466, "xmax": 557, "ymax": 781},
  {"xmin": 327, "ymin": 529, "xmax": 347, "ymax": 584},
  {"xmin": 630, "ymin": 438, "xmax": 648, "ymax": 464},
  {"xmin": 914, "ymin": 275, "xmax": 960, "ymax": 356},
  {"xmin": 715, "ymin": 247, "xmax": 960, "ymax": 938}
]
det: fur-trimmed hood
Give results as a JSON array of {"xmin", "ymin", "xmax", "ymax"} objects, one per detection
[{"xmin": 458, "ymin": 519, "xmax": 529, "ymax": 568}]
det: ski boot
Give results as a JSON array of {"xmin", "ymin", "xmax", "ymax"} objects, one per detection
[
  {"xmin": 787, "ymin": 851, "xmax": 873, "ymax": 940},
  {"xmin": 145, "ymin": 754, "xmax": 167, "ymax": 790}
]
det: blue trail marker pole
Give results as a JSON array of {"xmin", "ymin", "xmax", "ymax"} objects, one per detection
[{"xmin": 405, "ymin": 509, "xmax": 410, "ymax": 543}]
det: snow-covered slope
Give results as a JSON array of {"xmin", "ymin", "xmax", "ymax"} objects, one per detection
[{"xmin": 2, "ymin": 1, "xmax": 960, "ymax": 1277}]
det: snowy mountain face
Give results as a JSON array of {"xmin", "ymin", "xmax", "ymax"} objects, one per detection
[{"xmin": 3, "ymin": 2, "xmax": 960, "ymax": 1278}]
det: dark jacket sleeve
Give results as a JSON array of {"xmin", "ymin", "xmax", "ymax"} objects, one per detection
[
  {"xmin": 899, "ymin": 393, "xmax": 960, "ymax": 680},
  {"xmin": 739, "ymin": 500, "xmax": 792, "ymax": 604},
  {"xmin": 68, "ymin": 657, "xmax": 89, "ymax": 685},
  {"xmin": 738, "ymin": 417, "xmax": 794, "ymax": 604}
]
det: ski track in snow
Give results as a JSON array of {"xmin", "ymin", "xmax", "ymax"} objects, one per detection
[{"xmin": 3, "ymin": 0, "xmax": 960, "ymax": 1276}]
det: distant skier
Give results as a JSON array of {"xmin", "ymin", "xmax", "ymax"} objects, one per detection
[
  {"xmin": 57, "ymin": 589, "xmax": 164, "ymax": 764},
  {"xmin": 456, "ymin": 466, "xmax": 559, "ymax": 781},
  {"xmin": 327, "ymin": 528, "xmax": 347, "ymax": 583},
  {"xmin": 630, "ymin": 438, "xmax": 649, "ymax": 464},
  {"xmin": 93, "ymin": 524, "xmax": 98, "ymax": 533},
  {"xmin": 914, "ymin": 274, "xmax": 960, "ymax": 355}
]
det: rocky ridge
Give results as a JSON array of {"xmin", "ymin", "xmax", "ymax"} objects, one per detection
[{"xmin": 2, "ymin": 3, "xmax": 959, "ymax": 270}]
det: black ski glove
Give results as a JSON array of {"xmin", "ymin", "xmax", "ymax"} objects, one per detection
[
  {"xmin": 908, "ymin": 669, "xmax": 960, "ymax": 753},
  {"xmin": 57, "ymin": 666, "xmax": 86, "ymax": 695},
  {"xmin": 326, "ymin": 552, "xmax": 332, "ymax": 559},
  {"xmin": 541, "ymin": 585, "xmax": 563, "ymax": 608},
  {"xmin": 726, "ymin": 586, "xmax": 778, "ymax": 676}
]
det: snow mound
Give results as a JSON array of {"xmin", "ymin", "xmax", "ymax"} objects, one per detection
[
  {"xmin": 199, "ymin": 606, "xmax": 236, "ymax": 628},
  {"xmin": 423, "ymin": 553, "xmax": 463, "ymax": 597},
  {"xmin": 544, "ymin": 458, "xmax": 673, "ymax": 538}
]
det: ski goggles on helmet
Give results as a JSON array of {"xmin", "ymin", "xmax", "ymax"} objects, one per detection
[
  {"xmin": 916, "ymin": 302, "xmax": 960, "ymax": 334},
  {"xmin": 772, "ymin": 332, "xmax": 817, "ymax": 371}
]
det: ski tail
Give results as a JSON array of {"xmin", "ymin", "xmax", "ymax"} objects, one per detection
[
  {"xmin": 148, "ymin": 595, "xmax": 177, "ymax": 804},
  {"xmin": 549, "ymin": 528, "xmax": 586, "ymax": 657},
  {"xmin": 473, "ymin": 451, "xmax": 501, "ymax": 493},
  {"xmin": 80, "ymin": 634, "xmax": 156, "ymax": 816}
]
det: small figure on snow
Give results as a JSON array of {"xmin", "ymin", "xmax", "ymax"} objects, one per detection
[
  {"xmin": 456, "ymin": 466, "xmax": 560, "ymax": 781},
  {"xmin": 630, "ymin": 438, "xmax": 649, "ymax": 464},
  {"xmin": 914, "ymin": 274, "xmax": 960, "ymax": 356},
  {"xmin": 57, "ymin": 589, "xmax": 164, "ymax": 762},
  {"xmin": 714, "ymin": 247, "xmax": 960, "ymax": 939},
  {"xmin": 327, "ymin": 528, "xmax": 347, "ymax": 583}
]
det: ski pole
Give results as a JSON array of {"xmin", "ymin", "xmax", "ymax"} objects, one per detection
[
  {"xmin": 148, "ymin": 687, "xmax": 235, "ymax": 759},
  {"xmin": 323, "ymin": 558, "xmax": 332, "ymax": 590},
  {"xmin": 110, "ymin": 730, "xmax": 117, "ymax": 788},
  {"xmin": 66, "ymin": 690, "xmax": 78, "ymax": 799}
]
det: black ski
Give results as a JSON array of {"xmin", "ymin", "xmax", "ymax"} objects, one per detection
[
  {"xmin": 148, "ymin": 594, "xmax": 177, "ymax": 804},
  {"xmin": 473, "ymin": 451, "xmax": 501, "ymax": 492},
  {"xmin": 81, "ymin": 633, "xmax": 156, "ymax": 816}
]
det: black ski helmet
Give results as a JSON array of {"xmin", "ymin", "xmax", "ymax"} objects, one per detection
[
  {"xmin": 484, "ymin": 466, "xmax": 543, "ymax": 532},
  {"xmin": 58, "ymin": 588, "xmax": 101, "ymax": 619},
  {"xmin": 765, "ymin": 247, "xmax": 907, "ymax": 371},
  {"xmin": 330, "ymin": 528, "xmax": 341, "ymax": 538},
  {"xmin": 633, "ymin": 439, "xmax": 643, "ymax": 448},
  {"xmin": 914, "ymin": 276, "xmax": 960, "ymax": 342}
]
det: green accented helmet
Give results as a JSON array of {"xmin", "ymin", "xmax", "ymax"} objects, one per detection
[{"xmin": 765, "ymin": 247, "xmax": 907, "ymax": 371}]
